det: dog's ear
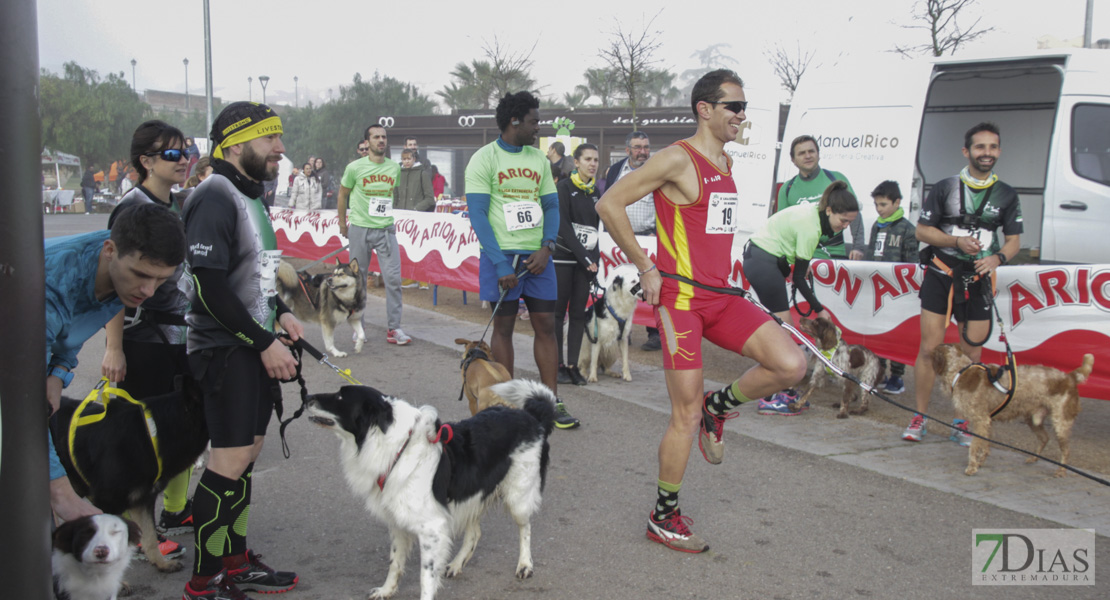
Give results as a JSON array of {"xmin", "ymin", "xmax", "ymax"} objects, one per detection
[
  {"xmin": 612, "ymin": 275, "xmax": 624, "ymax": 289},
  {"xmin": 52, "ymin": 518, "xmax": 79, "ymax": 553},
  {"xmin": 125, "ymin": 518, "xmax": 142, "ymax": 547},
  {"xmin": 455, "ymin": 338, "xmax": 469, "ymax": 346},
  {"xmin": 349, "ymin": 257, "xmax": 359, "ymax": 273}
]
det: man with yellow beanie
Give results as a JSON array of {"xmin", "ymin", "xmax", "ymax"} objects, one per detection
[{"xmin": 180, "ymin": 102, "xmax": 304, "ymax": 599}]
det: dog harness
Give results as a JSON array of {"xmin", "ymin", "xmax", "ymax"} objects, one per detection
[
  {"xmin": 67, "ymin": 377, "xmax": 163, "ymax": 487},
  {"xmin": 376, "ymin": 424, "xmax": 454, "ymax": 491},
  {"xmin": 952, "ymin": 357, "xmax": 1018, "ymax": 418},
  {"xmin": 457, "ymin": 346, "xmax": 491, "ymax": 403}
]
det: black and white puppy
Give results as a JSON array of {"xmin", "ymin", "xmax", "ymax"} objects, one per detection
[
  {"xmin": 49, "ymin": 377, "xmax": 209, "ymax": 572},
  {"xmin": 578, "ymin": 264, "xmax": 642, "ymax": 383},
  {"xmin": 53, "ymin": 514, "xmax": 141, "ymax": 600},
  {"xmin": 306, "ymin": 379, "xmax": 555, "ymax": 600}
]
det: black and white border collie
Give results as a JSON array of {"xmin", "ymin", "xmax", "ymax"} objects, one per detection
[
  {"xmin": 306, "ymin": 379, "xmax": 555, "ymax": 600},
  {"xmin": 52, "ymin": 514, "xmax": 140, "ymax": 600}
]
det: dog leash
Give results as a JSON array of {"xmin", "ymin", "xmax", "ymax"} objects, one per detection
[
  {"xmin": 658, "ymin": 270, "xmax": 1110, "ymax": 488},
  {"xmin": 457, "ymin": 345, "xmax": 491, "ymax": 403},
  {"xmin": 274, "ymin": 336, "xmax": 364, "ymax": 458},
  {"xmin": 67, "ymin": 378, "xmax": 164, "ymax": 486},
  {"xmin": 295, "ymin": 244, "xmax": 350, "ymax": 273}
]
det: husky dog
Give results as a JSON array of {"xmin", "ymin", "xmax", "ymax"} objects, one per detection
[
  {"xmin": 578, "ymin": 265, "xmax": 642, "ymax": 383},
  {"xmin": 276, "ymin": 258, "xmax": 367, "ymax": 357},
  {"xmin": 306, "ymin": 380, "xmax": 555, "ymax": 600}
]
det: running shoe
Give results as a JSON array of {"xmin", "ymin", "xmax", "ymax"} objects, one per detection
[
  {"xmin": 157, "ymin": 499, "xmax": 194, "ymax": 535},
  {"xmin": 698, "ymin": 392, "xmax": 738, "ymax": 465},
  {"xmin": 756, "ymin": 396, "xmax": 801, "ymax": 416},
  {"xmin": 773, "ymin": 389, "xmax": 809, "ymax": 411},
  {"xmin": 386, "ymin": 328, "xmax": 412, "ymax": 345},
  {"xmin": 553, "ymin": 399, "xmax": 581, "ymax": 429},
  {"xmin": 902, "ymin": 414, "xmax": 926, "ymax": 442},
  {"xmin": 183, "ymin": 570, "xmax": 249, "ymax": 600},
  {"xmin": 135, "ymin": 533, "xmax": 186, "ymax": 561},
  {"xmin": 557, "ymin": 364, "xmax": 573, "ymax": 385},
  {"xmin": 567, "ymin": 365, "xmax": 588, "ymax": 387},
  {"xmin": 883, "ymin": 376, "xmax": 905, "ymax": 394},
  {"xmin": 228, "ymin": 550, "xmax": 299, "ymax": 594},
  {"xmin": 646, "ymin": 510, "xmax": 709, "ymax": 553},
  {"xmin": 950, "ymin": 418, "xmax": 972, "ymax": 447}
]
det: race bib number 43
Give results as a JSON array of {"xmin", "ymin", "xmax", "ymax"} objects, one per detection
[
  {"xmin": 504, "ymin": 201, "xmax": 541, "ymax": 232},
  {"xmin": 706, "ymin": 192, "xmax": 739, "ymax": 234}
]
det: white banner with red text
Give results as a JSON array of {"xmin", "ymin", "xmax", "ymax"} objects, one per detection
[{"xmin": 274, "ymin": 208, "xmax": 1110, "ymax": 400}]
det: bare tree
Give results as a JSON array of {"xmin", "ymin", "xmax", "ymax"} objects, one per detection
[
  {"xmin": 599, "ymin": 11, "xmax": 664, "ymax": 130},
  {"xmin": 764, "ymin": 41, "xmax": 817, "ymax": 98},
  {"xmin": 895, "ymin": 0, "xmax": 995, "ymax": 57},
  {"xmin": 484, "ymin": 37, "xmax": 539, "ymax": 99}
]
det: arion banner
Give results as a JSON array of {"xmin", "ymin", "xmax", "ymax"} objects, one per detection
[{"xmin": 274, "ymin": 208, "xmax": 1110, "ymax": 400}]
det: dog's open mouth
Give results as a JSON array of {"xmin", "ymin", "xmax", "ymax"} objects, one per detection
[{"xmin": 308, "ymin": 416, "xmax": 335, "ymax": 427}]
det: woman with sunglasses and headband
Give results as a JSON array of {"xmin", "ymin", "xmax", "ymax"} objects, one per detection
[{"xmin": 100, "ymin": 120, "xmax": 196, "ymax": 554}]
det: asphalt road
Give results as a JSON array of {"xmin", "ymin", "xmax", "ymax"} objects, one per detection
[{"xmin": 45, "ymin": 213, "xmax": 1109, "ymax": 600}]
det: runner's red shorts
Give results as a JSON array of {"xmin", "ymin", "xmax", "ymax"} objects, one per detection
[{"xmin": 654, "ymin": 290, "xmax": 772, "ymax": 370}]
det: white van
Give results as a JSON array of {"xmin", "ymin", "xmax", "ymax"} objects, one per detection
[{"xmin": 775, "ymin": 49, "xmax": 1110, "ymax": 264}]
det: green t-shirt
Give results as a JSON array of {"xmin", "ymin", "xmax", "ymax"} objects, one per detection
[
  {"xmin": 750, "ymin": 202, "xmax": 822, "ymax": 264},
  {"xmin": 464, "ymin": 142, "xmax": 556, "ymax": 251},
  {"xmin": 777, "ymin": 168, "xmax": 855, "ymax": 259},
  {"xmin": 341, "ymin": 157, "xmax": 401, "ymax": 228}
]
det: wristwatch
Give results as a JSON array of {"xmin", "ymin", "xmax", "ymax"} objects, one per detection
[
  {"xmin": 49, "ymin": 365, "xmax": 74, "ymax": 388},
  {"xmin": 995, "ymin": 251, "xmax": 1008, "ymax": 265},
  {"xmin": 544, "ymin": 240, "xmax": 556, "ymax": 253}
]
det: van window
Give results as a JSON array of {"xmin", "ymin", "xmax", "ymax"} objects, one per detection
[{"xmin": 1072, "ymin": 104, "xmax": 1110, "ymax": 186}]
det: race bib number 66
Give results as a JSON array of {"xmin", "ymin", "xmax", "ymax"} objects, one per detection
[{"xmin": 503, "ymin": 201, "xmax": 541, "ymax": 232}]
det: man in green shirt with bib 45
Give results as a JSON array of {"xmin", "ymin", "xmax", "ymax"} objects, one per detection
[
  {"xmin": 338, "ymin": 123, "xmax": 411, "ymax": 346},
  {"xmin": 777, "ymin": 135, "xmax": 865, "ymax": 259}
]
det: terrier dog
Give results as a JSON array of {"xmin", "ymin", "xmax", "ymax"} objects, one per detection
[
  {"xmin": 932, "ymin": 344, "xmax": 1093, "ymax": 477},
  {"xmin": 276, "ymin": 258, "xmax": 366, "ymax": 358},
  {"xmin": 797, "ymin": 317, "xmax": 883, "ymax": 418},
  {"xmin": 578, "ymin": 265, "xmax": 641, "ymax": 383},
  {"xmin": 455, "ymin": 338, "xmax": 513, "ymax": 415}
]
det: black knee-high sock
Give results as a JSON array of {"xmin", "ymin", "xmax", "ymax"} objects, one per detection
[
  {"xmin": 192, "ymin": 469, "xmax": 243, "ymax": 577},
  {"xmin": 705, "ymin": 380, "xmax": 754, "ymax": 416},
  {"xmin": 227, "ymin": 462, "xmax": 253, "ymax": 558}
]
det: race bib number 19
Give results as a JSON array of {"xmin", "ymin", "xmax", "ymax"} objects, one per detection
[
  {"xmin": 504, "ymin": 201, "xmax": 541, "ymax": 232},
  {"xmin": 706, "ymin": 192, "xmax": 739, "ymax": 234}
]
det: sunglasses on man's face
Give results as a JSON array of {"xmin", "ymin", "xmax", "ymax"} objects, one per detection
[
  {"xmin": 705, "ymin": 100, "xmax": 748, "ymax": 114},
  {"xmin": 358, "ymin": 147, "xmax": 369, "ymax": 152},
  {"xmin": 146, "ymin": 148, "xmax": 187, "ymax": 162}
]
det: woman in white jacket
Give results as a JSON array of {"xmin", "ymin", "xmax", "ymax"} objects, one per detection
[{"xmin": 290, "ymin": 161, "xmax": 322, "ymax": 210}]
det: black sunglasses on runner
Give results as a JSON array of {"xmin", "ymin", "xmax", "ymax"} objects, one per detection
[
  {"xmin": 145, "ymin": 148, "xmax": 187, "ymax": 162},
  {"xmin": 705, "ymin": 100, "xmax": 748, "ymax": 114}
]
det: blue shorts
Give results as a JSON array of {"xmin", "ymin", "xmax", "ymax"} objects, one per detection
[{"xmin": 479, "ymin": 252, "xmax": 557, "ymax": 303}]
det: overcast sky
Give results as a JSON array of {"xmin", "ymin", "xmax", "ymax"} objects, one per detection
[{"xmin": 37, "ymin": 0, "xmax": 1108, "ymax": 110}]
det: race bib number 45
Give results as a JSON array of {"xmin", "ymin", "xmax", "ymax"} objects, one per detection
[
  {"xmin": 367, "ymin": 196, "xmax": 393, "ymax": 218},
  {"xmin": 706, "ymin": 192, "xmax": 739, "ymax": 234},
  {"xmin": 504, "ymin": 201, "xmax": 541, "ymax": 232}
]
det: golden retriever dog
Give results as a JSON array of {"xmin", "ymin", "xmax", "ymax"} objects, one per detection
[
  {"xmin": 455, "ymin": 338, "xmax": 514, "ymax": 415},
  {"xmin": 797, "ymin": 317, "xmax": 883, "ymax": 418},
  {"xmin": 932, "ymin": 343, "xmax": 1094, "ymax": 477}
]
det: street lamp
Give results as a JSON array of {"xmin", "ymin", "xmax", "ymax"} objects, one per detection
[
  {"xmin": 248, "ymin": 76, "xmax": 252, "ymax": 101},
  {"xmin": 183, "ymin": 58, "xmax": 189, "ymax": 109},
  {"xmin": 130, "ymin": 58, "xmax": 136, "ymax": 90},
  {"xmin": 294, "ymin": 76, "xmax": 299, "ymax": 108},
  {"xmin": 258, "ymin": 75, "xmax": 270, "ymax": 104}
]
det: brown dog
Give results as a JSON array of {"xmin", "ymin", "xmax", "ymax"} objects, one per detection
[
  {"xmin": 797, "ymin": 317, "xmax": 883, "ymax": 418},
  {"xmin": 932, "ymin": 344, "xmax": 1093, "ymax": 477},
  {"xmin": 455, "ymin": 338, "xmax": 514, "ymax": 415}
]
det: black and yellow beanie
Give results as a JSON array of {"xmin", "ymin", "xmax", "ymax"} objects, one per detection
[{"xmin": 209, "ymin": 101, "xmax": 282, "ymax": 159}]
